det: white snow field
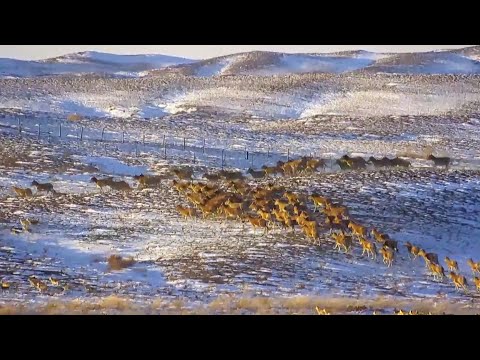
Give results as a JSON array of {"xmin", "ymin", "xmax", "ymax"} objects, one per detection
[{"xmin": 0, "ymin": 47, "xmax": 480, "ymax": 314}]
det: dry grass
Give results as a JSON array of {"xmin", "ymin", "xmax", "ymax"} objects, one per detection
[
  {"xmin": 107, "ymin": 255, "xmax": 136, "ymax": 271},
  {"xmin": 1, "ymin": 295, "xmax": 480, "ymax": 315}
]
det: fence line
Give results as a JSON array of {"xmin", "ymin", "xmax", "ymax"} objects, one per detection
[{"xmin": 0, "ymin": 115, "xmax": 334, "ymax": 171}]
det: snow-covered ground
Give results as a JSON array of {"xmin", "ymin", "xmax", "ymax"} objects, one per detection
[{"xmin": 1, "ymin": 48, "xmax": 480, "ymax": 313}]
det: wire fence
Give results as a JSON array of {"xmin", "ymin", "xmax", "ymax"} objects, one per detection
[{"xmin": 0, "ymin": 115, "xmax": 331, "ymax": 171}]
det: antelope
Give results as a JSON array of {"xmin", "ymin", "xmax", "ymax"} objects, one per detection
[
  {"xmin": 203, "ymin": 173, "xmax": 221, "ymax": 182},
  {"xmin": 418, "ymin": 249, "xmax": 439, "ymax": 266},
  {"xmin": 449, "ymin": 272, "xmax": 468, "ymax": 292},
  {"xmin": 383, "ymin": 239, "xmax": 399, "ymax": 253},
  {"xmin": 262, "ymin": 166, "xmax": 279, "ymax": 178},
  {"xmin": 427, "ymin": 261, "xmax": 445, "ymax": 281},
  {"xmin": 371, "ymin": 228, "xmax": 390, "ymax": 243},
  {"xmin": 405, "ymin": 242, "xmax": 420, "ymax": 259},
  {"xmin": 474, "ymin": 277, "xmax": 480, "ymax": 292},
  {"xmin": 467, "ymin": 258, "xmax": 480, "ymax": 275},
  {"xmin": 176, "ymin": 205, "xmax": 196, "ymax": 220},
  {"xmin": 325, "ymin": 216, "xmax": 349, "ymax": 234},
  {"xmin": 134, "ymin": 174, "xmax": 163, "ymax": 188},
  {"xmin": 220, "ymin": 170, "xmax": 244, "ymax": 181},
  {"xmin": 359, "ymin": 237, "xmax": 377, "ymax": 259},
  {"xmin": 223, "ymin": 206, "xmax": 242, "ymax": 220},
  {"xmin": 31, "ymin": 180, "xmax": 54, "ymax": 193},
  {"xmin": 311, "ymin": 194, "xmax": 330, "ymax": 211},
  {"xmin": 28, "ymin": 276, "xmax": 48, "ymax": 292},
  {"xmin": 427, "ymin": 154, "xmax": 451, "ymax": 169},
  {"xmin": 368, "ymin": 156, "xmax": 391, "ymax": 168},
  {"xmin": 390, "ymin": 157, "xmax": 411, "ymax": 168},
  {"xmin": 380, "ymin": 246, "xmax": 395, "ymax": 267},
  {"xmin": 444, "ymin": 257, "xmax": 459, "ymax": 272},
  {"xmin": 109, "ymin": 180, "xmax": 132, "ymax": 192},
  {"xmin": 243, "ymin": 215, "xmax": 269, "ymax": 235},
  {"xmin": 172, "ymin": 168, "xmax": 193, "ymax": 180},
  {"xmin": 90, "ymin": 177, "xmax": 114, "ymax": 191},
  {"xmin": 306, "ymin": 158, "xmax": 325, "ymax": 172},
  {"xmin": 332, "ymin": 232, "xmax": 353, "ymax": 253},
  {"xmin": 12, "ymin": 186, "xmax": 33, "ymax": 198},
  {"xmin": 284, "ymin": 192, "xmax": 300, "ymax": 205},
  {"xmin": 172, "ymin": 180, "xmax": 190, "ymax": 193},
  {"xmin": 247, "ymin": 168, "xmax": 265, "ymax": 179},
  {"xmin": 274, "ymin": 199, "xmax": 289, "ymax": 212},
  {"xmin": 225, "ymin": 199, "xmax": 243, "ymax": 211},
  {"xmin": 348, "ymin": 221, "xmax": 367, "ymax": 238}
]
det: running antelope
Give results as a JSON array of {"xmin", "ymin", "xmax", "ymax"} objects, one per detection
[
  {"xmin": 172, "ymin": 168, "xmax": 193, "ymax": 180},
  {"xmin": 284, "ymin": 192, "xmax": 300, "ymax": 205},
  {"xmin": 427, "ymin": 261, "xmax": 445, "ymax": 281},
  {"xmin": 467, "ymin": 259, "xmax": 480, "ymax": 275},
  {"xmin": 445, "ymin": 257, "xmax": 459, "ymax": 272},
  {"xmin": 427, "ymin": 154, "xmax": 451, "ymax": 169},
  {"xmin": 247, "ymin": 168, "xmax": 265, "ymax": 179},
  {"xmin": 176, "ymin": 205, "xmax": 196, "ymax": 220},
  {"xmin": 243, "ymin": 215, "xmax": 269, "ymax": 235},
  {"xmin": 134, "ymin": 174, "xmax": 163, "ymax": 188},
  {"xmin": 12, "ymin": 186, "xmax": 33, "ymax": 198},
  {"xmin": 380, "ymin": 246, "xmax": 395, "ymax": 267},
  {"xmin": 31, "ymin": 180, "xmax": 54, "ymax": 193},
  {"xmin": 90, "ymin": 177, "xmax": 114, "ymax": 191},
  {"xmin": 449, "ymin": 272, "xmax": 468, "ymax": 292},
  {"xmin": 418, "ymin": 249, "xmax": 439, "ymax": 266},
  {"xmin": 332, "ymin": 232, "xmax": 353, "ymax": 253},
  {"xmin": 405, "ymin": 242, "xmax": 420, "ymax": 259},
  {"xmin": 474, "ymin": 277, "xmax": 480, "ymax": 292},
  {"xmin": 348, "ymin": 221, "xmax": 367, "ymax": 238},
  {"xmin": 28, "ymin": 276, "xmax": 48, "ymax": 292},
  {"xmin": 172, "ymin": 180, "xmax": 190, "ymax": 193},
  {"xmin": 311, "ymin": 194, "xmax": 330, "ymax": 212},
  {"xmin": 371, "ymin": 228, "xmax": 390, "ymax": 243},
  {"xmin": 109, "ymin": 180, "xmax": 132, "ymax": 192},
  {"xmin": 359, "ymin": 237, "xmax": 377, "ymax": 259}
]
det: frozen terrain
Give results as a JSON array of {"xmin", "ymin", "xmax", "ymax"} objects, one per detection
[{"xmin": 1, "ymin": 46, "xmax": 480, "ymax": 314}]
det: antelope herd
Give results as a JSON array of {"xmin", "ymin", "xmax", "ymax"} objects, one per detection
[{"xmin": 7, "ymin": 151, "xmax": 476, "ymax": 298}]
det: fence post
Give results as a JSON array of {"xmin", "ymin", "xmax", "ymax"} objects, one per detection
[
  {"xmin": 193, "ymin": 153, "xmax": 196, "ymax": 164},
  {"xmin": 17, "ymin": 118, "xmax": 21, "ymax": 135},
  {"xmin": 203, "ymin": 139, "xmax": 205, "ymax": 154},
  {"xmin": 267, "ymin": 147, "xmax": 270, "ymax": 158},
  {"xmin": 38, "ymin": 124, "xmax": 41, "ymax": 139},
  {"xmin": 183, "ymin": 138, "xmax": 186, "ymax": 151},
  {"xmin": 164, "ymin": 138, "xmax": 167, "ymax": 159},
  {"xmin": 122, "ymin": 131, "xmax": 125, "ymax": 143},
  {"xmin": 59, "ymin": 123, "xmax": 62, "ymax": 138},
  {"xmin": 287, "ymin": 148, "xmax": 290, "ymax": 161},
  {"xmin": 80, "ymin": 127, "xmax": 84, "ymax": 141},
  {"xmin": 163, "ymin": 134, "xmax": 166, "ymax": 147},
  {"xmin": 101, "ymin": 128, "xmax": 105, "ymax": 141},
  {"xmin": 135, "ymin": 142, "xmax": 139, "ymax": 157},
  {"xmin": 245, "ymin": 147, "xmax": 248, "ymax": 160}
]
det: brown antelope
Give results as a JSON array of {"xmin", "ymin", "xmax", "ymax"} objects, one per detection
[
  {"xmin": 223, "ymin": 206, "xmax": 242, "ymax": 220},
  {"xmin": 247, "ymin": 168, "xmax": 265, "ymax": 179},
  {"xmin": 418, "ymin": 249, "xmax": 439, "ymax": 266},
  {"xmin": 325, "ymin": 216, "xmax": 349, "ymax": 234},
  {"xmin": 262, "ymin": 166, "xmax": 279, "ymax": 178},
  {"xmin": 427, "ymin": 261, "xmax": 445, "ymax": 281},
  {"xmin": 474, "ymin": 277, "xmax": 480, "ymax": 292},
  {"xmin": 220, "ymin": 170, "xmax": 244, "ymax": 180},
  {"xmin": 186, "ymin": 192, "xmax": 206, "ymax": 207},
  {"xmin": 243, "ymin": 215, "xmax": 269, "ymax": 235},
  {"xmin": 332, "ymin": 232, "xmax": 353, "ymax": 253},
  {"xmin": 203, "ymin": 173, "xmax": 221, "ymax": 182},
  {"xmin": 427, "ymin": 154, "xmax": 451, "ymax": 169},
  {"xmin": 383, "ymin": 239, "xmax": 399, "ymax": 253},
  {"xmin": 197, "ymin": 203, "xmax": 217, "ymax": 219},
  {"xmin": 359, "ymin": 237, "xmax": 377, "ymax": 259},
  {"xmin": 444, "ymin": 257, "xmax": 459, "ymax": 272},
  {"xmin": 176, "ymin": 205, "xmax": 196, "ymax": 220},
  {"xmin": 274, "ymin": 199, "xmax": 289, "ymax": 212},
  {"xmin": 323, "ymin": 203, "xmax": 348, "ymax": 219},
  {"xmin": 405, "ymin": 242, "xmax": 420, "ymax": 259},
  {"xmin": 467, "ymin": 258, "xmax": 480, "ymax": 275},
  {"xmin": 311, "ymin": 194, "xmax": 329, "ymax": 212},
  {"xmin": 90, "ymin": 177, "xmax": 114, "ymax": 191},
  {"xmin": 380, "ymin": 246, "xmax": 395, "ymax": 267},
  {"xmin": 257, "ymin": 209, "xmax": 273, "ymax": 225},
  {"xmin": 172, "ymin": 180, "xmax": 190, "ymax": 193},
  {"xmin": 133, "ymin": 174, "xmax": 163, "ymax": 188},
  {"xmin": 371, "ymin": 228, "xmax": 390, "ymax": 243},
  {"xmin": 172, "ymin": 168, "xmax": 193, "ymax": 180},
  {"xmin": 390, "ymin": 157, "xmax": 411, "ymax": 168},
  {"xmin": 348, "ymin": 221, "xmax": 367, "ymax": 238},
  {"xmin": 109, "ymin": 180, "xmax": 132, "ymax": 192},
  {"xmin": 306, "ymin": 158, "xmax": 325, "ymax": 172},
  {"xmin": 12, "ymin": 186, "xmax": 33, "ymax": 198},
  {"xmin": 284, "ymin": 192, "xmax": 300, "ymax": 205},
  {"xmin": 368, "ymin": 157, "xmax": 391, "ymax": 168},
  {"xmin": 448, "ymin": 272, "xmax": 468, "ymax": 292},
  {"xmin": 225, "ymin": 199, "xmax": 243, "ymax": 211},
  {"xmin": 31, "ymin": 180, "xmax": 54, "ymax": 193},
  {"xmin": 28, "ymin": 276, "xmax": 48, "ymax": 292}
]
